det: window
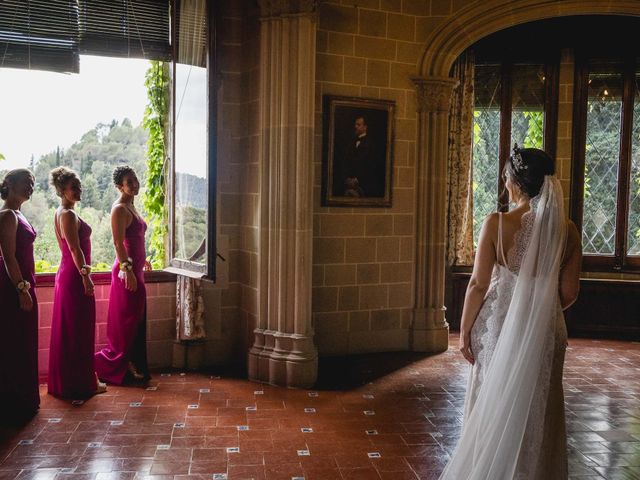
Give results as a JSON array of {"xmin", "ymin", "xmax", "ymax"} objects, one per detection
[
  {"xmin": 166, "ymin": 0, "xmax": 217, "ymax": 279},
  {"xmin": 0, "ymin": 56, "xmax": 152, "ymax": 272},
  {"xmin": 1, "ymin": 0, "xmax": 218, "ymax": 279},
  {"xmin": 571, "ymin": 56, "xmax": 640, "ymax": 271},
  {"xmin": 472, "ymin": 59, "xmax": 558, "ymax": 246}
]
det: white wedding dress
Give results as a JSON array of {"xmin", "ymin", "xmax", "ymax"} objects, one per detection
[{"xmin": 440, "ymin": 176, "xmax": 569, "ymax": 480}]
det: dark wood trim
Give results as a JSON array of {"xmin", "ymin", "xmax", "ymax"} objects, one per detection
[
  {"xmin": 571, "ymin": 53, "xmax": 640, "ymax": 273},
  {"xmin": 205, "ymin": 0, "xmax": 218, "ymax": 281},
  {"xmin": 498, "ymin": 62, "xmax": 512, "ymax": 212},
  {"xmin": 448, "ymin": 271, "xmax": 640, "ymax": 340},
  {"xmin": 626, "ymin": 256, "xmax": 640, "ymax": 268},
  {"xmin": 167, "ymin": 0, "xmax": 217, "ymax": 280},
  {"xmin": 570, "ymin": 52, "xmax": 588, "ymax": 236},
  {"xmin": 581, "ymin": 255, "xmax": 616, "ymax": 272},
  {"xmin": 617, "ymin": 58, "xmax": 635, "ymax": 270},
  {"xmin": 169, "ymin": 0, "xmax": 178, "ymax": 269},
  {"xmin": 569, "ymin": 53, "xmax": 618, "ymax": 270}
]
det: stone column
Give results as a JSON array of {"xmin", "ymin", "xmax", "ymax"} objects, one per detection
[
  {"xmin": 411, "ymin": 76, "xmax": 458, "ymax": 352},
  {"xmin": 248, "ymin": 0, "xmax": 318, "ymax": 388}
]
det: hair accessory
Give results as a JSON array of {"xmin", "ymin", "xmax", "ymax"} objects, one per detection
[{"xmin": 511, "ymin": 144, "xmax": 528, "ymax": 172}]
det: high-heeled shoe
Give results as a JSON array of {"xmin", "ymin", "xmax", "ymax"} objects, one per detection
[
  {"xmin": 94, "ymin": 373, "xmax": 107, "ymax": 394},
  {"xmin": 127, "ymin": 362, "xmax": 145, "ymax": 381}
]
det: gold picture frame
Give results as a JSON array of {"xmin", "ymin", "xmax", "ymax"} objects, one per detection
[{"xmin": 322, "ymin": 95, "xmax": 395, "ymax": 207}]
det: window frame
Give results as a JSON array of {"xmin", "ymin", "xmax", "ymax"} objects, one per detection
[
  {"xmin": 570, "ymin": 53, "xmax": 640, "ymax": 272},
  {"xmin": 8, "ymin": 0, "xmax": 218, "ymax": 280},
  {"xmin": 471, "ymin": 53, "xmax": 559, "ymax": 231},
  {"xmin": 166, "ymin": 0, "xmax": 218, "ymax": 280},
  {"xmin": 492, "ymin": 58, "xmax": 559, "ymax": 210}
]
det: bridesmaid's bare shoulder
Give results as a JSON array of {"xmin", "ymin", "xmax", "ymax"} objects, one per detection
[
  {"xmin": 0, "ymin": 209, "xmax": 18, "ymax": 230},
  {"xmin": 111, "ymin": 202, "xmax": 131, "ymax": 218},
  {"xmin": 57, "ymin": 207, "xmax": 78, "ymax": 221}
]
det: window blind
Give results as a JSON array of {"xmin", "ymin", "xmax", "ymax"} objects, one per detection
[
  {"xmin": 79, "ymin": 0, "xmax": 171, "ymax": 60},
  {"xmin": 176, "ymin": 0, "xmax": 207, "ymax": 67},
  {"xmin": 0, "ymin": 0, "xmax": 80, "ymax": 73}
]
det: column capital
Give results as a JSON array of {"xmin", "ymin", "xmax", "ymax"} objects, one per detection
[
  {"xmin": 258, "ymin": 0, "xmax": 318, "ymax": 18},
  {"xmin": 412, "ymin": 76, "xmax": 458, "ymax": 113}
]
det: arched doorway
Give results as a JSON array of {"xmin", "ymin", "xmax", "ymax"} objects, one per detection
[{"xmin": 411, "ymin": 1, "xmax": 640, "ymax": 352}]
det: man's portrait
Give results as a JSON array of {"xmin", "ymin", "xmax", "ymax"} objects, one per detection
[{"xmin": 323, "ymin": 96, "xmax": 394, "ymax": 207}]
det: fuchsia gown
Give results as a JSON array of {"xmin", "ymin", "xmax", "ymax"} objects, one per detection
[
  {"xmin": 95, "ymin": 214, "xmax": 149, "ymax": 384},
  {"xmin": 0, "ymin": 212, "xmax": 39, "ymax": 420},
  {"xmin": 48, "ymin": 216, "xmax": 97, "ymax": 399}
]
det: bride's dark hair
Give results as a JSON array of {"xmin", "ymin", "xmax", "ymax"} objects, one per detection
[{"xmin": 504, "ymin": 145, "xmax": 555, "ymax": 199}]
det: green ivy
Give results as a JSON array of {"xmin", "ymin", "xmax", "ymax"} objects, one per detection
[
  {"xmin": 142, "ymin": 61, "xmax": 170, "ymax": 269},
  {"xmin": 522, "ymin": 111, "xmax": 544, "ymax": 148}
]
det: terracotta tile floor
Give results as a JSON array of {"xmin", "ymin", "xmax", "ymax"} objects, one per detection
[{"xmin": 1, "ymin": 335, "xmax": 639, "ymax": 480}]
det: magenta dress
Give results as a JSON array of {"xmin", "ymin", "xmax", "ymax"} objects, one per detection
[
  {"xmin": 48, "ymin": 217, "xmax": 97, "ymax": 399},
  {"xmin": 95, "ymin": 214, "xmax": 149, "ymax": 384},
  {"xmin": 0, "ymin": 212, "xmax": 39, "ymax": 420}
]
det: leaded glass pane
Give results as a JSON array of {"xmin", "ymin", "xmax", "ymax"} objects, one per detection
[
  {"xmin": 511, "ymin": 64, "xmax": 545, "ymax": 149},
  {"xmin": 472, "ymin": 64, "xmax": 501, "ymax": 246},
  {"xmin": 582, "ymin": 72, "xmax": 622, "ymax": 255},
  {"xmin": 627, "ymin": 73, "xmax": 640, "ymax": 256}
]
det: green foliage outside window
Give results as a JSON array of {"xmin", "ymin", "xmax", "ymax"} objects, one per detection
[
  {"xmin": 472, "ymin": 109, "xmax": 500, "ymax": 247},
  {"xmin": 0, "ymin": 61, "xmax": 171, "ymax": 274},
  {"xmin": 14, "ymin": 120, "xmax": 152, "ymax": 273},
  {"xmin": 142, "ymin": 61, "xmax": 170, "ymax": 270},
  {"xmin": 472, "ymin": 108, "xmax": 544, "ymax": 248}
]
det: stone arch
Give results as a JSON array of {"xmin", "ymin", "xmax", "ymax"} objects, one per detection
[
  {"xmin": 419, "ymin": 0, "xmax": 640, "ymax": 78},
  {"xmin": 409, "ymin": 1, "xmax": 640, "ymax": 354}
]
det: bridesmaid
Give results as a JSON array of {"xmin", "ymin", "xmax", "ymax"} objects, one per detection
[
  {"xmin": 48, "ymin": 167, "xmax": 107, "ymax": 399},
  {"xmin": 0, "ymin": 169, "xmax": 39, "ymax": 423},
  {"xmin": 95, "ymin": 166, "xmax": 152, "ymax": 384}
]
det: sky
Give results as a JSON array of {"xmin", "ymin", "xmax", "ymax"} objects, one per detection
[{"xmin": 0, "ymin": 55, "xmax": 207, "ymax": 178}]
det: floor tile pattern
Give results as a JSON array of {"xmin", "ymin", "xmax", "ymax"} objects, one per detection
[{"xmin": 1, "ymin": 335, "xmax": 639, "ymax": 479}]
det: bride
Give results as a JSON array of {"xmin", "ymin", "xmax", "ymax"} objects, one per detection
[{"xmin": 439, "ymin": 146, "xmax": 582, "ymax": 479}]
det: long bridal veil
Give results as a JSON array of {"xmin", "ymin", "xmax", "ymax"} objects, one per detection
[{"xmin": 439, "ymin": 176, "xmax": 567, "ymax": 480}]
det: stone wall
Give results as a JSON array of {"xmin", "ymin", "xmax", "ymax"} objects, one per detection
[
  {"xmin": 312, "ymin": 2, "xmax": 435, "ymax": 355},
  {"xmin": 199, "ymin": 0, "xmax": 261, "ymax": 367},
  {"xmin": 212, "ymin": 0, "xmax": 640, "ymax": 369},
  {"xmin": 37, "ymin": 277, "xmax": 176, "ymax": 379},
  {"xmin": 556, "ymin": 48, "xmax": 574, "ymax": 216}
]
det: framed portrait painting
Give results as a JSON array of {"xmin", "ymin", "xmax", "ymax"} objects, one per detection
[{"xmin": 322, "ymin": 96, "xmax": 395, "ymax": 207}]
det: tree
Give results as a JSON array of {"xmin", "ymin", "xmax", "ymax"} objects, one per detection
[{"xmin": 26, "ymin": 119, "xmax": 153, "ymax": 271}]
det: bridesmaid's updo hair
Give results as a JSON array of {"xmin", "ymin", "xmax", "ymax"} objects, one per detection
[
  {"xmin": 49, "ymin": 166, "xmax": 79, "ymax": 197},
  {"xmin": 505, "ymin": 145, "xmax": 555, "ymax": 198},
  {"xmin": 112, "ymin": 165, "xmax": 136, "ymax": 186},
  {"xmin": 1, "ymin": 168, "xmax": 34, "ymax": 200}
]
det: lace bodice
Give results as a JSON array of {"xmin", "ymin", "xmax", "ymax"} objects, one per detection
[
  {"xmin": 465, "ymin": 198, "xmax": 567, "ymax": 479},
  {"xmin": 467, "ymin": 206, "xmax": 536, "ymax": 401},
  {"xmin": 440, "ymin": 178, "xmax": 570, "ymax": 480}
]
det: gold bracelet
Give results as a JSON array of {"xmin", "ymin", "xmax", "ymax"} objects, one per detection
[
  {"xmin": 119, "ymin": 257, "xmax": 133, "ymax": 272},
  {"xmin": 16, "ymin": 280, "xmax": 31, "ymax": 293}
]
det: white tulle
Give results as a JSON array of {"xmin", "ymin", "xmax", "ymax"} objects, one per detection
[{"xmin": 439, "ymin": 176, "xmax": 567, "ymax": 480}]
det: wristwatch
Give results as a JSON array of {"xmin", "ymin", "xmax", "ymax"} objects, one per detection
[
  {"xmin": 80, "ymin": 265, "xmax": 92, "ymax": 276},
  {"xmin": 16, "ymin": 279, "xmax": 31, "ymax": 293}
]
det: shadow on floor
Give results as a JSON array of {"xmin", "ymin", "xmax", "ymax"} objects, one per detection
[{"xmin": 316, "ymin": 351, "xmax": 436, "ymax": 390}]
